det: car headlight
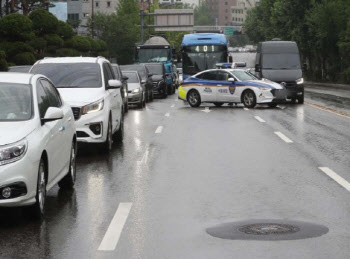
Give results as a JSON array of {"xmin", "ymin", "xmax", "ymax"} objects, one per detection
[
  {"xmin": 132, "ymin": 88, "xmax": 140, "ymax": 93},
  {"xmin": 296, "ymin": 78, "xmax": 304, "ymax": 85},
  {"xmin": 0, "ymin": 139, "xmax": 27, "ymax": 166},
  {"xmin": 82, "ymin": 99, "xmax": 104, "ymax": 115}
]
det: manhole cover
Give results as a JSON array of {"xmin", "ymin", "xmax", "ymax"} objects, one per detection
[
  {"xmin": 206, "ymin": 219, "xmax": 328, "ymax": 241},
  {"xmin": 238, "ymin": 223, "xmax": 299, "ymax": 235}
]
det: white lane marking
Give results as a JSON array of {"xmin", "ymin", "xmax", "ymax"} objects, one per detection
[
  {"xmin": 254, "ymin": 116, "xmax": 266, "ymax": 123},
  {"xmin": 171, "ymin": 104, "xmax": 175, "ymax": 108},
  {"xmin": 319, "ymin": 167, "xmax": 350, "ymax": 192},
  {"xmin": 200, "ymin": 107, "xmax": 211, "ymax": 113},
  {"xmin": 244, "ymin": 108, "xmax": 249, "ymax": 111},
  {"xmin": 175, "ymin": 99, "xmax": 179, "ymax": 102},
  {"xmin": 165, "ymin": 113, "xmax": 170, "ymax": 117},
  {"xmin": 155, "ymin": 126, "xmax": 163, "ymax": 134},
  {"xmin": 98, "ymin": 203, "xmax": 133, "ymax": 251},
  {"xmin": 274, "ymin": 132, "xmax": 293, "ymax": 143}
]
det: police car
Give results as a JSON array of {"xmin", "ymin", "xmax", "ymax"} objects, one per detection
[{"xmin": 178, "ymin": 69, "xmax": 286, "ymax": 108}]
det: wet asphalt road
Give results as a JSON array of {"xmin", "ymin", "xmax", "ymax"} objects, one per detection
[{"xmin": 0, "ymin": 89, "xmax": 350, "ymax": 259}]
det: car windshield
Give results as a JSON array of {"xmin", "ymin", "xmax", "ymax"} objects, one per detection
[
  {"xmin": 262, "ymin": 54, "xmax": 301, "ymax": 69},
  {"xmin": 121, "ymin": 65, "xmax": 146, "ymax": 79},
  {"xmin": 146, "ymin": 65, "xmax": 163, "ymax": 75},
  {"xmin": 138, "ymin": 48, "xmax": 170, "ymax": 63},
  {"xmin": 0, "ymin": 83, "xmax": 32, "ymax": 121},
  {"xmin": 230, "ymin": 70, "xmax": 257, "ymax": 81},
  {"xmin": 124, "ymin": 72, "xmax": 139, "ymax": 83},
  {"xmin": 31, "ymin": 63, "xmax": 102, "ymax": 88}
]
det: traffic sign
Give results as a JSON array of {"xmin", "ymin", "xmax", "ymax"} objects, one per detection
[{"xmin": 224, "ymin": 27, "xmax": 234, "ymax": 36}]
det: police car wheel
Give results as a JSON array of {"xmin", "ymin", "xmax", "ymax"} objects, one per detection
[
  {"xmin": 242, "ymin": 90, "xmax": 256, "ymax": 108},
  {"xmin": 187, "ymin": 90, "xmax": 201, "ymax": 107},
  {"xmin": 214, "ymin": 103, "xmax": 224, "ymax": 107}
]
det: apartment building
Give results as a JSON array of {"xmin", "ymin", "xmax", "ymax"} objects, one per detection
[{"xmin": 206, "ymin": 0, "xmax": 259, "ymax": 26}]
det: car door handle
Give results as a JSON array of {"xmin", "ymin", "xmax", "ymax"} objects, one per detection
[
  {"xmin": 114, "ymin": 93, "xmax": 118, "ymax": 97},
  {"xmin": 217, "ymin": 85, "xmax": 223, "ymax": 86},
  {"xmin": 68, "ymin": 117, "xmax": 72, "ymax": 121}
]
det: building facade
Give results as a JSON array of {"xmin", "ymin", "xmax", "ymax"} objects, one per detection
[{"xmin": 206, "ymin": 0, "xmax": 259, "ymax": 26}]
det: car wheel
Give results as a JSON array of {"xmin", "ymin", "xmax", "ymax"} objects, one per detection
[
  {"xmin": 187, "ymin": 90, "xmax": 201, "ymax": 107},
  {"xmin": 150, "ymin": 90, "xmax": 154, "ymax": 101},
  {"xmin": 58, "ymin": 141, "xmax": 77, "ymax": 189},
  {"xmin": 242, "ymin": 90, "xmax": 256, "ymax": 108},
  {"xmin": 297, "ymin": 95, "xmax": 304, "ymax": 104},
  {"xmin": 214, "ymin": 103, "xmax": 223, "ymax": 107},
  {"xmin": 268, "ymin": 103, "xmax": 278, "ymax": 108},
  {"xmin": 125, "ymin": 101, "xmax": 129, "ymax": 113},
  {"xmin": 114, "ymin": 111, "xmax": 124, "ymax": 143},
  {"xmin": 162, "ymin": 86, "xmax": 168, "ymax": 99},
  {"xmin": 28, "ymin": 159, "xmax": 47, "ymax": 218},
  {"xmin": 102, "ymin": 118, "xmax": 113, "ymax": 153}
]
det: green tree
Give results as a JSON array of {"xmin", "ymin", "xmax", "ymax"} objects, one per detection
[
  {"xmin": 29, "ymin": 9, "xmax": 59, "ymax": 35},
  {"xmin": 194, "ymin": 1, "xmax": 214, "ymax": 26},
  {"xmin": 0, "ymin": 13, "xmax": 33, "ymax": 41}
]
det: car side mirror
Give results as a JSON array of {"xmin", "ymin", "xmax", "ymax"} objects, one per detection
[
  {"xmin": 42, "ymin": 107, "xmax": 63, "ymax": 124},
  {"xmin": 228, "ymin": 78, "xmax": 235, "ymax": 83},
  {"xmin": 108, "ymin": 79, "xmax": 122, "ymax": 89},
  {"xmin": 122, "ymin": 76, "xmax": 128, "ymax": 81},
  {"xmin": 255, "ymin": 64, "xmax": 261, "ymax": 73},
  {"xmin": 302, "ymin": 63, "xmax": 307, "ymax": 72},
  {"xmin": 141, "ymin": 79, "xmax": 146, "ymax": 84},
  {"xmin": 148, "ymin": 74, "xmax": 153, "ymax": 77}
]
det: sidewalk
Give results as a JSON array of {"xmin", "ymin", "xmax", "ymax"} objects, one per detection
[{"xmin": 305, "ymin": 81, "xmax": 350, "ymax": 91}]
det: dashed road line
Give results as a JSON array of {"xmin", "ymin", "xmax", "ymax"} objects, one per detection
[
  {"xmin": 319, "ymin": 167, "xmax": 350, "ymax": 192},
  {"xmin": 98, "ymin": 203, "xmax": 133, "ymax": 251},
  {"xmin": 155, "ymin": 126, "xmax": 163, "ymax": 134},
  {"xmin": 254, "ymin": 116, "xmax": 266, "ymax": 123},
  {"xmin": 274, "ymin": 132, "xmax": 293, "ymax": 143},
  {"xmin": 244, "ymin": 108, "xmax": 249, "ymax": 111},
  {"xmin": 171, "ymin": 104, "xmax": 175, "ymax": 108},
  {"xmin": 165, "ymin": 113, "xmax": 170, "ymax": 117}
]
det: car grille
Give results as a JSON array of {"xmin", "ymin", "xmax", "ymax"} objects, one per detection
[
  {"xmin": 152, "ymin": 82, "xmax": 158, "ymax": 88},
  {"xmin": 271, "ymin": 89, "xmax": 286, "ymax": 98},
  {"xmin": 71, "ymin": 107, "xmax": 81, "ymax": 121},
  {"xmin": 278, "ymin": 81, "xmax": 297, "ymax": 89}
]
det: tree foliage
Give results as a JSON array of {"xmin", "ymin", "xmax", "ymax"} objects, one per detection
[
  {"xmin": 194, "ymin": 1, "xmax": 214, "ymax": 26},
  {"xmin": 244, "ymin": 0, "xmax": 350, "ymax": 82}
]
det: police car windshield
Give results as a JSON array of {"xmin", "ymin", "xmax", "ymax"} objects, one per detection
[{"xmin": 230, "ymin": 70, "xmax": 257, "ymax": 81}]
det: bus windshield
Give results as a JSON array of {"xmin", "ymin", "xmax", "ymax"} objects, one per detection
[
  {"xmin": 138, "ymin": 48, "xmax": 170, "ymax": 63},
  {"xmin": 182, "ymin": 45, "xmax": 227, "ymax": 75}
]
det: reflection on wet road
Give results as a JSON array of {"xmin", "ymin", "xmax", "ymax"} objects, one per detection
[{"xmin": 1, "ymin": 92, "xmax": 350, "ymax": 258}]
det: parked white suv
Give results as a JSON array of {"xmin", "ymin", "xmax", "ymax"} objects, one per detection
[
  {"xmin": 31, "ymin": 57, "xmax": 124, "ymax": 152},
  {"xmin": 0, "ymin": 73, "xmax": 76, "ymax": 218}
]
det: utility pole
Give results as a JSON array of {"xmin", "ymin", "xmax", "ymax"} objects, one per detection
[
  {"xmin": 140, "ymin": 9, "xmax": 145, "ymax": 44},
  {"xmin": 91, "ymin": 0, "xmax": 94, "ymax": 37}
]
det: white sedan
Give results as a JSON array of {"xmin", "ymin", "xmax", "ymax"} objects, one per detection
[
  {"xmin": 178, "ymin": 69, "xmax": 286, "ymax": 108},
  {"xmin": 0, "ymin": 73, "xmax": 76, "ymax": 218}
]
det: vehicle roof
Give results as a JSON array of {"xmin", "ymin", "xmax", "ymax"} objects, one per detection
[
  {"xmin": 36, "ymin": 57, "xmax": 108, "ymax": 64},
  {"xmin": 0, "ymin": 72, "xmax": 35, "ymax": 84},
  {"xmin": 120, "ymin": 64, "xmax": 145, "ymax": 68},
  {"xmin": 143, "ymin": 36, "xmax": 170, "ymax": 46},
  {"xmin": 182, "ymin": 33, "xmax": 227, "ymax": 46},
  {"xmin": 196, "ymin": 68, "xmax": 246, "ymax": 74},
  {"xmin": 260, "ymin": 41, "xmax": 299, "ymax": 54}
]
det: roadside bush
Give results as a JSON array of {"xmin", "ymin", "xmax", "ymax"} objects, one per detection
[
  {"xmin": 12, "ymin": 52, "xmax": 36, "ymax": 65},
  {"xmin": 0, "ymin": 14, "xmax": 33, "ymax": 41},
  {"xmin": 28, "ymin": 37, "xmax": 47, "ymax": 51},
  {"xmin": 72, "ymin": 36, "xmax": 91, "ymax": 52},
  {"xmin": 0, "ymin": 51, "xmax": 8, "ymax": 71},
  {"xmin": 44, "ymin": 34, "xmax": 64, "ymax": 48},
  {"xmin": 29, "ymin": 9, "xmax": 59, "ymax": 35},
  {"xmin": 57, "ymin": 21, "xmax": 74, "ymax": 40},
  {"xmin": 96, "ymin": 39, "xmax": 107, "ymax": 52},
  {"xmin": 1, "ymin": 42, "xmax": 34, "ymax": 58},
  {"xmin": 56, "ymin": 48, "xmax": 81, "ymax": 57}
]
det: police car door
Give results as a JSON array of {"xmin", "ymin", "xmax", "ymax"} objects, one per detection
[
  {"xmin": 196, "ymin": 71, "xmax": 217, "ymax": 102},
  {"xmin": 216, "ymin": 71, "xmax": 236, "ymax": 103}
]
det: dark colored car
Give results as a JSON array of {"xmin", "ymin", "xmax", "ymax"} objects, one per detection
[
  {"xmin": 143, "ymin": 63, "xmax": 168, "ymax": 98},
  {"xmin": 120, "ymin": 64, "xmax": 153, "ymax": 102},
  {"xmin": 112, "ymin": 64, "xmax": 129, "ymax": 112}
]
